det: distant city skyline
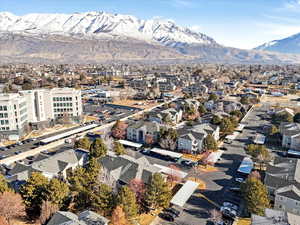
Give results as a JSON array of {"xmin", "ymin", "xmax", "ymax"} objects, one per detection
[{"xmin": 2, "ymin": 0, "xmax": 300, "ymax": 49}]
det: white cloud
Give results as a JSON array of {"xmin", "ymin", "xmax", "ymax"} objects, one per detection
[{"xmin": 281, "ymin": 0, "xmax": 300, "ymax": 12}]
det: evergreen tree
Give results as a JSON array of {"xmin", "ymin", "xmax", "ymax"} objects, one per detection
[
  {"xmin": 74, "ymin": 137, "xmax": 91, "ymax": 150},
  {"xmin": 68, "ymin": 167, "xmax": 87, "ymax": 193},
  {"xmin": 212, "ymin": 115, "xmax": 221, "ymax": 125},
  {"xmin": 145, "ymin": 173, "xmax": 171, "ymax": 210},
  {"xmin": 20, "ymin": 172, "xmax": 49, "ymax": 218},
  {"xmin": 220, "ymin": 117, "xmax": 235, "ymax": 134},
  {"xmin": 47, "ymin": 178, "xmax": 70, "ymax": 207},
  {"xmin": 268, "ymin": 125, "xmax": 279, "ymax": 136},
  {"xmin": 203, "ymin": 134, "xmax": 218, "ymax": 151},
  {"xmin": 240, "ymin": 96, "xmax": 249, "ymax": 105},
  {"xmin": 117, "ymin": 186, "xmax": 138, "ymax": 219},
  {"xmin": 90, "ymin": 138, "xmax": 107, "ymax": 158},
  {"xmin": 243, "ymin": 177, "xmax": 270, "ymax": 216},
  {"xmin": 208, "ymin": 93, "xmax": 218, "ymax": 101},
  {"xmin": 198, "ymin": 104, "xmax": 207, "ymax": 115},
  {"xmin": 230, "ymin": 110, "xmax": 243, "ymax": 119},
  {"xmin": 113, "ymin": 141, "xmax": 125, "ymax": 155},
  {"xmin": 294, "ymin": 112, "xmax": 300, "ymax": 123},
  {"xmin": 92, "ymin": 183, "xmax": 115, "ymax": 216},
  {"xmin": 0, "ymin": 174, "xmax": 10, "ymax": 193},
  {"xmin": 86, "ymin": 156, "xmax": 101, "ymax": 184}
]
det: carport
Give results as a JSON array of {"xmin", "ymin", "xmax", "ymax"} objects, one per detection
[
  {"xmin": 225, "ymin": 132, "xmax": 240, "ymax": 141},
  {"xmin": 235, "ymin": 124, "xmax": 245, "ymax": 132},
  {"xmin": 237, "ymin": 157, "xmax": 253, "ymax": 175},
  {"xmin": 153, "ymin": 164, "xmax": 188, "ymax": 179},
  {"xmin": 253, "ymin": 134, "xmax": 266, "ymax": 145},
  {"xmin": 117, "ymin": 140, "xmax": 143, "ymax": 150},
  {"xmin": 170, "ymin": 180, "xmax": 199, "ymax": 207},
  {"xmin": 150, "ymin": 147, "xmax": 183, "ymax": 160}
]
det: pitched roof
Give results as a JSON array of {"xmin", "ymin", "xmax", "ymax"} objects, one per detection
[
  {"xmin": 9, "ymin": 149, "xmax": 86, "ymax": 180},
  {"xmin": 265, "ymin": 157, "xmax": 300, "ymax": 190},
  {"xmin": 276, "ymin": 185, "xmax": 300, "ymax": 201},
  {"xmin": 47, "ymin": 210, "xmax": 109, "ymax": 225},
  {"xmin": 280, "ymin": 123, "xmax": 300, "ymax": 136},
  {"xmin": 99, "ymin": 155, "xmax": 160, "ymax": 185}
]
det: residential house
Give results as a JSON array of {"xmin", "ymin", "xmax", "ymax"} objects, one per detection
[
  {"xmin": 274, "ymin": 185, "xmax": 300, "ymax": 215},
  {"xmin": 252, "ymin": 208, "xmax": 300, "ymax": 225},
  {"xmin": 47, "ymin": 210, "xmax": 109, "ymax": 225},
  {"xmin": 126, "ymin": 120, "xmax": 161, "ymax": 144},
  {"xmin": 264, "ymin": 157, "xmax": 300, "ymax": 216},
  {"xmin": 7, "ymin": 149, "xmax": 87, "ymax": 183},
  {"xmin": 148, "ymin": 108, "xmax": 183, "ymax": 124},
  {"xmin": 182, "ymin": 84, "xmax": 208, "ymax": 97},
  {"xmin": 177, "ymin": 123, "xmax": 219, "ymax": 154},
  {"xmin": 280, "ymin": 123, "xmax": 300, "ymax": 151},
  {"xmin": 99, "ymin": 154, "xmax": 161, "ymax": 189},
  {"xmin": 158, "ymin": 81, "xmax": 176, "ymax": 92}
]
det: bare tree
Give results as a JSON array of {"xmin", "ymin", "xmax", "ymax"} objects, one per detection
[
  {"xmin": 167, "ymin": 165, "xmax": 182, "ymax": 185},
  {"xmin": 209, "ymin": 209, "xmax": 222, "ymax": 224},
  {"xmin": 159, "ymin": 136, "xmax": 177, "ymax": 151},
  {"xmin": 38, "ymin": 201, "xmax": 59, "ymax": 225},
  {"xmin": 129, "ymin": 178, "xmax": 145, "ymax": 205},
  {"xmin": 0, "ymin": 192, "xmax": 25, "ymax": 225}
]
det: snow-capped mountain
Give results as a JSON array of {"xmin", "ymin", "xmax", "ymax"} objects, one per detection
[
  {"xmin": 255, "ymin": 33, "xmax": 300, "ymax": 54},
  {"xmin": 0, "ymin": 11, "xmax": 216, "ymax": 48},
  {"xmin": 1, "ymin": 11, "xmax": 300, "ymax": 64}
]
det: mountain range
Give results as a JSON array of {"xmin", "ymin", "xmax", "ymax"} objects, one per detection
[
  {"xmin": 0, "ymin": 11, "xmax": 300, "ymax": 64},
  {"xmin": 255, "ymin": 32, "xmax": 300, "ymax": 55}
]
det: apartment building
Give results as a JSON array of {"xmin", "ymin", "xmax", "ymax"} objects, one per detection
[
  {"xmin": 0, "ymin": 93, "xmax": 28, "ymax": 138},
  {"xmin": 50, "ymin": 88, "xmax": 82, "ymax": 119},
  {"xmin": 0, "ymin": 88, "xmax": 82, "ymax": 138}
]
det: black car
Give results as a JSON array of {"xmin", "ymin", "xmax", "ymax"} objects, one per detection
[
  {"xmin": 164, "ymin": 208, "xmax": 180, "ymax": 217},
  {"xmin": 160, "ymin": 213, "xmax": 175, "ymax": 222},
  {"xmin": 0, "ymin": 155, "xmax": 7, "ymax": 160}
]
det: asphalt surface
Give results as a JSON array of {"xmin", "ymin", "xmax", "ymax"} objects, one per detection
[
  {"xmin": 0, "ymin": 124, "xmax": 100, "ymax": 159},
  {"xmin": 154, "ymin": 105, "xmax": 270, "ymax": 225}
]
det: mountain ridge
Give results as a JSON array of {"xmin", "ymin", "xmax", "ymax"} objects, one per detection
[
  {"xmin": 255, "ymin": 32, "xmax": 300, "ymax": 54},
  {"xmin": 1, "ymin": 11, "xmax": 300, "ymax": 64}
]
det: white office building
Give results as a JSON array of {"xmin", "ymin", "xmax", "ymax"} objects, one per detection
[
  {"xmin": 0, "ymin": 93, "xmax": 28, "ymax": 138},
  {"xmin": 0, "ymin": 88, "xmax": 82, "ymax": 139}
]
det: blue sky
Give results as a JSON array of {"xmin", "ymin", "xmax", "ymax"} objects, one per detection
[{"xmin": 2, "ymin": 0, "xmax": 300, "ymax": 49}]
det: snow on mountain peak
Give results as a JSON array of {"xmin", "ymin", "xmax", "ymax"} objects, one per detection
[{"xmin": 0, "ymin": 11, "xmax": 216, "ymax": 47}]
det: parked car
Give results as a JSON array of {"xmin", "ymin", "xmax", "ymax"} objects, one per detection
[
  {"xmin": 229, "ymin": 187, "xmax": 241, "ymax": 193},
  {"xmin": 235, "ymin": 178, "xmax": 245, "ymax": 183},
  {"xmin": 16, "ymin": 141, "xmax": 23, "ymax": 146},
  {"xmin": 14, "ymin": 151, "xmax": 22, "ymax": 155},
  {"xmin": 0, "ymin": 155, "xmax": 7, "ymax": 160},
  {"xmin": 0, "ymin": 147, "xmax": 8, "ymax": 151},
  {"xmin": 164, "ymin": 208, "xmax": 180, "ymax": 217},
  {"xmin": 159, "ymin": 213, "xmax": 175, "ymax": 222},
  {"xmin": 181, "ymin": 160, "xmax": 197, "ymax": 167},
  {"xmin": 223, "ymin": 202, "xmax": 239, "ymax": 211},
  {"xmin": 221, "ymin": 207, "xmax": 237, "ymax": 218},
  {"xmin": 219, "ymin": 147, "xmax": 227, "ymax": 151}
]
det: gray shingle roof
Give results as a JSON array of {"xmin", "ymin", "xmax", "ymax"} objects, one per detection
[
  {"xmin": 99, "ymin": 155, "xmax": 160, "ymax": 185},
  {"xmin": 276, "ymin": 185, "xmax": 300, "ymax": 201},
  {"xmin": 47, "ymin": 210, "xmax": 109, "ymax": 225}
]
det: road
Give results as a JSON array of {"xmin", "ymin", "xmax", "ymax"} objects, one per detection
[
  {"xmin": 154, "ymin": 104, "xmax": 270, "ymax": 225},
  {"xmin": 0, "ymin": 96, "xmax": 180, "ymax": 165}
]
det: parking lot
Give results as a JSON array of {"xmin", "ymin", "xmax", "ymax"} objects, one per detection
[
  {"xmin": 149, "ymin": 105, "xmax": 270, "ymax": 225},
  {"xmin": 84, "ymin": 103, "xmax": 141, "ymax": 123}
]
